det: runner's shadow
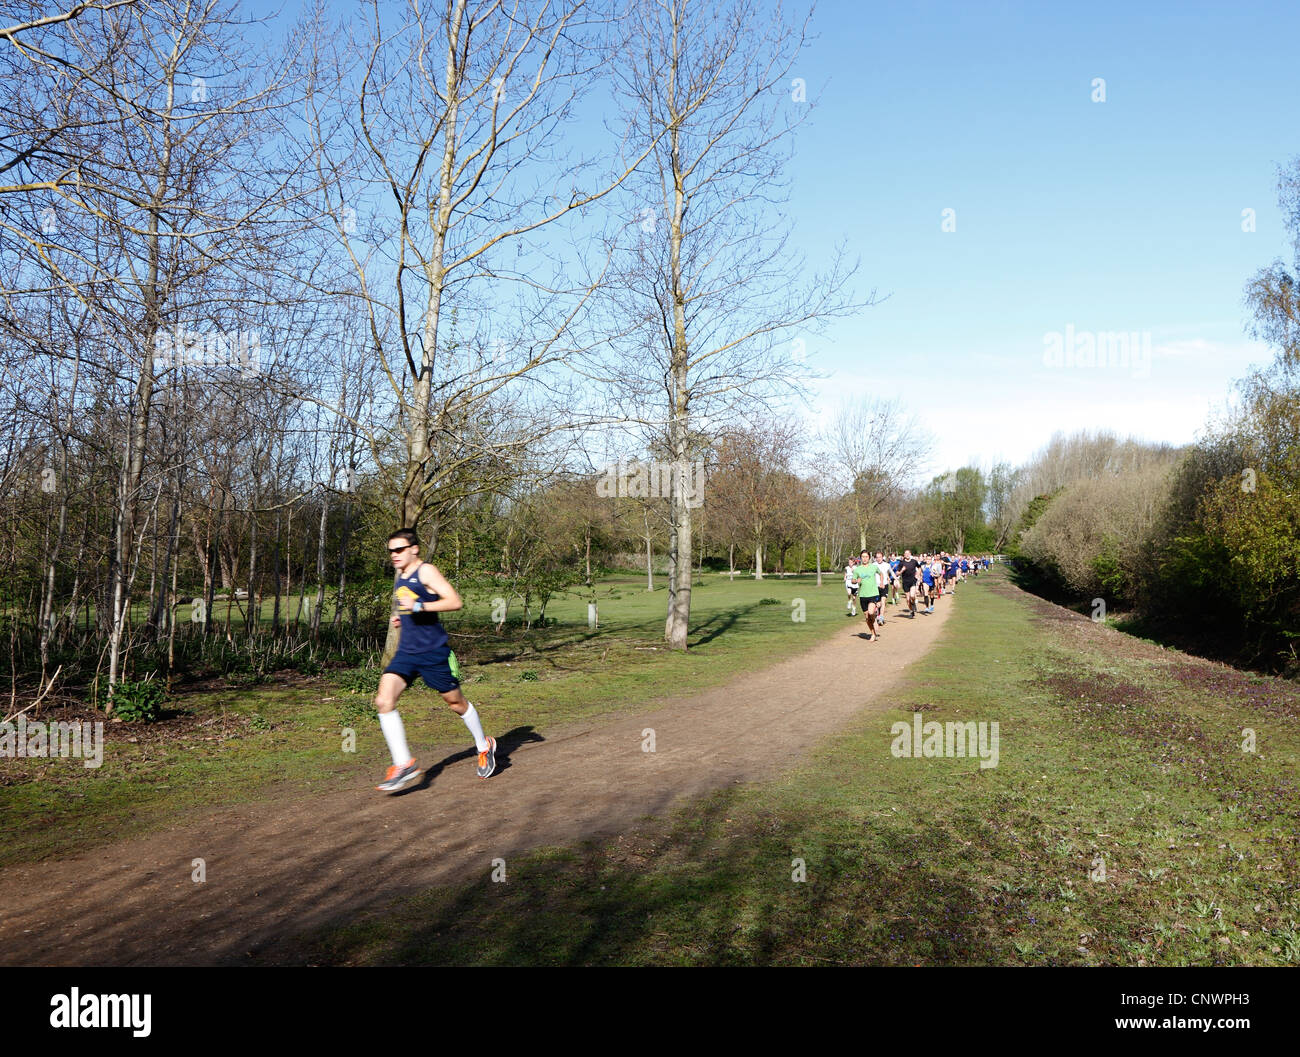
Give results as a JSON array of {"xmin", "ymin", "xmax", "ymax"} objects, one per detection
[
  {"xmin": 393, "ymin": 725, "xmax": 545, "ymax": 793},
  {"xmin": 498, "ymin": 724, "xmax": 544, "ymax": 754},
  {"xmin": 483, "ymin": 725, "xmax": 545, "ymax": 778}
]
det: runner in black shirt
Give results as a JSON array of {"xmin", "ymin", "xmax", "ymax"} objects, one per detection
[{"xmin": 897, "ymin": 549, "xmax": 921, "ymax": 618}]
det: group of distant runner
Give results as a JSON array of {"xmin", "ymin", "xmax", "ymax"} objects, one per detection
[{"xmin": 843, "ymin": 550, "xmax": 994, "ymax": 640}]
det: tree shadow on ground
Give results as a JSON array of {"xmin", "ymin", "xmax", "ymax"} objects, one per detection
[
  {"xmin": 272, "ymin": 787, "xmax": 1008, "ymax": 967},
  {"xmin": 687, "ymin": 604, "xmax": 762, "ymax": 648}
]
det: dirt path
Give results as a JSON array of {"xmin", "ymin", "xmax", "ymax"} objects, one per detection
[{"xmin": 0, "ymin": 596, "xmax": 954, "ymax": 965}]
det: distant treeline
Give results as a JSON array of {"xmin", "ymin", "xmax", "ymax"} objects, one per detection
[{"xmin": 1005, "ymin": 162, "xmax": 1300, "ymax": 676}]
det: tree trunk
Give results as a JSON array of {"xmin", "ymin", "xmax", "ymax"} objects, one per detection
[
  {"xmin": 149, "ymin": 483, "xmax": 181, "ymax": 638},
  {"xmin": 662, "ymin": 105, "xmax": 692, "ymax": 650},
  {"xmin": 643, "ymin": 508, "xmax": 654, "ymax": 591},
  {"xmin": 282, "ymin": 503, "xmax": 293, "ymax": 638},
  {"xmin": 271, "ymin": 509, "xmax": 282, "ymax": 634},
  {"xmin": 203, "ymin": 491, "xmax": 223, "ymax": 639},
  {"xmin": 64, "ymin": 514, "xmax": 90, "ymax": 642},
  {"xmin": 39, "ymin": 442, "xmax": 71, "ymax": 671},
  {"xmin": 166, "ymin": 553, "xmax": 178, "ymax": 691},
  {"xmin": 245, "ymin": 510, "xmax": 259, "ymax": 636},
  {"xmin": 400, "ymin": 3, "xmax": 464, "ymax": 532},
  {"xmin": 334, "ymin": 489, "xmax": 352, "ymax": 631},
  {"xmin": 664, "ymin": 495, "xmax": 692, "ymax": 648},
  {"xmin": 107, "ymin": 197, "xmax": 166, "ymax": 701},
  {"xmin": 312, "ymin": 493, "xmax": 327, "ymax": 640},
  {"xmin": 295, "ymin": 521, "xmax": 310, "ymax": 627}
]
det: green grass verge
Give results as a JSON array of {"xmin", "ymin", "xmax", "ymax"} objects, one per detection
[
  {"xmin": 0, "ymin": 573, "xmax": 848, "ymax": 867},
  {"xmin": 278, "ymin": 570, "xmax": 1300, "ymax": 966}
]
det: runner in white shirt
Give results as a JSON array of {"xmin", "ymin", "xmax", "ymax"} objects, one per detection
[{"xmin": 874, "ymin": 551, "xmax": 891, "ymax": 626}]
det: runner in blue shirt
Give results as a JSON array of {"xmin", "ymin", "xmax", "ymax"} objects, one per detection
[
  {"xmin": 372, "ymin": 528, "xmax": 497, "ymax": 792},
  {"xmin": 920, "ymin": 557, "xmax": 936, "ymax": 614}
]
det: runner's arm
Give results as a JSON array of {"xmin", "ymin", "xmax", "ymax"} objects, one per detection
[{"xmin": 416, "ymin": 564, "xmax": 463, "ymax": 612}]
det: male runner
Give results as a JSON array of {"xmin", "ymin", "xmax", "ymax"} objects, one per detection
[
  {"xmin": 874, "ymin": 551, "xmax": 891, "ymax": 625},
  {"xmin": 853, "ymin": 549, "xmax": 882, "ymax": 640},
  {"xmin": 374, "ymin": 528, "xmax": 496, "ymax": 792},
  {"xmin": 897, "ymin": 548, "xmax": 921, "ymax": 618},
  {"xmin": 844, "ymin": 557, "xmax": 859, "ymax": 616},
  {"xmin": 920, "ymin": 555, "xmax": 937, "ymax": 614}
]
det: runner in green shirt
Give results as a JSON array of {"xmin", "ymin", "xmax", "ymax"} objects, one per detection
[{"xmin": 852, "ymin": 549, "xmax": 883, "ymax": 641}]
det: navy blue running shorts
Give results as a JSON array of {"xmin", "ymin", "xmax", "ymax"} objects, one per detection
[{"xmin": 384, "ymin": 648, "xmax": 462, "ymax": 693}]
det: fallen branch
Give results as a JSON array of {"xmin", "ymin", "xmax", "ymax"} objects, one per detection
[{"xmin": 2, "ymin": 665, "xmax": 64, "ymax": 725}]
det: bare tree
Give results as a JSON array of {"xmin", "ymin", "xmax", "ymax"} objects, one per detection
[
  {"xmin": 710, "ymin": 421, "xmax": 802, "ymax": 581},
  {"xmin": 986, "ymin": 461, "xmax": 1020, "ymax": 552},
  {"xmin": 0, "ymin": 0, "xmax": 140, "ymax": 196},
  {"xmin": 597, "ymin": 0, "xmax": 860, "ymax": 649},
  {"xmin": 823, "ymin": 396, "xmax": 932, "ymax": 552},
  {"xmin": 300, "ymin": 0, "xmax": 662, "ymax": 660},
  {"xmin": 304, "ymin": 0, "xmax": 655, "ymax": 533},
  {"xmin": 1, "ymin": 0, "xmax": 316, "ymax": 700}
]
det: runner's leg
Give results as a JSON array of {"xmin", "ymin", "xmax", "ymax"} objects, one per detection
[
  {"xmin": 375, "ymin": 672, "xmax": 420, "ymax": 790},
  {"xmin": 376, "ymin": 673, "xmax": 412, "ymax": 764},
  {"xmin": 441, "ymin": 686, "xmax": 488, "ymax": 752}
]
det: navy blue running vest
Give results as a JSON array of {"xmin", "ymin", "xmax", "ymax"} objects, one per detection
[{"xmin": 394, "ymin": 564, "xmax": 449, "ymax": 654}]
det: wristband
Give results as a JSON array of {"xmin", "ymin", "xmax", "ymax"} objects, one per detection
[{"xmin": 412, "ymin": 600, "xmax": 423, "ymax": 613}]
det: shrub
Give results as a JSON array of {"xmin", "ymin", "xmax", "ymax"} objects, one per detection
[
  {"xmin": 1090, "ymin": 537, "xmax": 1127, "ymax": 601},
  {"xmin": 338, "ymin": 697, "xmax": 373, "ymax": 726},
  {"xmin": 108, "ymin": 678, "xmax": 166, "ymax": 723},
  {"xmin": 1019, "ymin": 460, "xmax": 1177, "ymax": 606},
  {"xmin": 334, "ymin": 667, "xmax": 381, "ymax": 695}
]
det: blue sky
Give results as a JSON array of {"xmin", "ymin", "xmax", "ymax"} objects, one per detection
[
  {"xmin": 254, "ymin": 0, "xmax": 1296, "ymax": 479},
  {"xmin": 782, "ymin": 0, "xmax": 1299, "ymax": 478}
]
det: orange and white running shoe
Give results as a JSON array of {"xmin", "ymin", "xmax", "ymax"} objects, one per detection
[
  {"xmin": 476, "ymin": 736, "xmax": 497, "ymax": 779},
  {"xmin": 377, "ymin": 759, "xmax": 420, "ymax": 792}
]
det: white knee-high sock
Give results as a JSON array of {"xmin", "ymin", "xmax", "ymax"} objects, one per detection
[
  {"xmin": 461, "ymin": 703, "xmax": 488, "ymax": 752},
  {"xmin": 379, "ymin": 710, "xmax": 412, "ymax": 766}
]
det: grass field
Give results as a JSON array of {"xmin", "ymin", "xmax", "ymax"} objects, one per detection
[
  {"xmin": 272, "ymin": 570, "xmax": 1300, "ymax": 966},
  {"xmin": 0, "ymin": 572, "xmax": 846, "ymax": 867},
  {"xmin": 66, "ymin": 567, "xmax": 808, "ymax": 630}
]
